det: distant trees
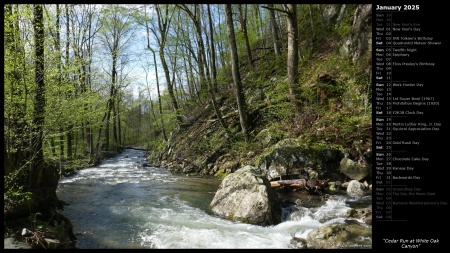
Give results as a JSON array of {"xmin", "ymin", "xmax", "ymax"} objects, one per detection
[
  {"xmin": 99, "ymin": 4, "xmax": 136, "ymax": 150},
  {"xmin": 65, "ymin": 4, "xmax": 101, "ymax": 160}
]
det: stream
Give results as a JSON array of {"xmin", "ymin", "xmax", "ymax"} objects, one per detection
[{"xmin": 56, "ymin": 148, "xmax": 371, "ymax": 249}]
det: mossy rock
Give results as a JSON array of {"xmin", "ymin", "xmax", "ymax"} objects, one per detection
[{"xmin": 256, "ymin": 138, "xmax": 342, "ymax": 181}]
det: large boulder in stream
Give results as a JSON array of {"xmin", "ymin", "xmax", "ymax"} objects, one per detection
[
  {"xmin": 339, "ymin": 157, "xmax": 369, "ymax": 181},
  {"xmin": 346, "ymin": 180, "xmax": 367, "ymax": 197},
  {"xmin": 209, "ymin": 165, "xmax": 282, "ymax": 226}
]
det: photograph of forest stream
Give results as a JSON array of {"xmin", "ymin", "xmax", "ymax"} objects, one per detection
[{"xmin": 4, "ymin": 4, "xmax": 372, "ymax": 249}]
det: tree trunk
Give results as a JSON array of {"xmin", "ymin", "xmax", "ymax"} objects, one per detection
[
  {"xmin": 65, "ymin": 5, "xmax": 72, "ymax": 158},
  {"xmin": 224, "ymin": 4, "xmax": 250, "ymax": 141},
  {"xmin": 179, "ymin": 20, "xmax": 201, "ymax": 101},
  {"xmin": 182, "ymin": 46, "xmax": 194, "ymax": 100},
  {"xmin": 31, "ymin": 4, "xmax": 45, "ymax": 189},
  {"xmin": 145, "ymin": 85, "xmax": 158, "ymax": 140},
  {"xmin": 216, "ymin": 5, "xmax": 227, "ymax": 69},
  {"xmin": 117, "ymin": 92, "xmax": 122, "ymax": 146},
  {"xmin": 112, "ymin": 54, "xmax": 119, "ymax": 149},
  {"xmin": 207, "ymin": 5, "xmax": 229, "ymax": 136},
  {"xmin": 59, "ymin": 127, "xmax": 64, "ymax": 158},
  {"xmin": 154, "ymin": 53, "xmax": 168, "ymax": 141},
  {"xmin": 268, "ymin": 4, "xmax": 282, "ymax": 56},
  {"xmin": 67, "ymin": 126, "xmax": 73, "ymax": 158},
  {"xmin": 168, "ymin": 30, "xmax": 181, "ymax": 108},
  {"xmin": 183, "ymin": 28, "xmax": 201, "ymax": 101},
  {"xmin": 155, "ymin": 5, "xmax": 182, "ymax": 123},
  {"xmin": 159, "ymin": 55, "xmax": 179, "ymax": 122},
  {"xmin": 95, "ymin": 103, "xmax": 109, "ymax": 154},
  {"xmin": 85, "ymin": 7, "xmax": 95, "ymax": 160},
  {"xmin": 150, "ymin": 48, "xmax": 167, "ymax": 141},
  {"xmin": 285, "ymin": 4, "xmax": 300, "ymax": 107},
  {"xmin": 74, "ymin": 128, "xmax": 78, "ymax": 158},
  {"xmin": 254, "ymin": 4, "xmax": 265, "ymax": 53},
  {"xmin": 238, "ymin": 4, "xmax": 253, "ymax": 68},
  {"xmin": 180, "ymin": 4, "xmax": 210, "ymax": 101},
  {"xmin": 54, "ymin": 4, "xmax": 65, "ymax": 159},
  {"xmin": 113, "ymin": 95, "xmax": 118, "ymax": 148},
  {"xmin": 144, "ymin": 6, "xmax": 167, "ymax": 142},
  {"xmin": 308, "ymin": 4, "xmax": 316, "ymax": 42}
]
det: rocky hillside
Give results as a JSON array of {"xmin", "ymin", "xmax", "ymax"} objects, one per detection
[{"xmin": 147, "ymin": 4, "xmax": 372, "ymax": 187}]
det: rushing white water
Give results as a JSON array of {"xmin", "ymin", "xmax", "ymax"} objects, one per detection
[{"xmin": 56, "ymin": 149, "xmax": 371, "ymax": 249}]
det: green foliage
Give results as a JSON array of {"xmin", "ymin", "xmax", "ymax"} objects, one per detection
[
  {"xmin": 62, "ymin": 157, "xmax": 92, "ymax": 175},
  {"xmin": 300, "ymin": 54, "xmax": 369, "ymax": 109},
  {"xmin": 334, "ymin": 5, "xmax": 358, "ymax": 38},
  {"xmin": 193, "ymin": 129, "xmax": 226, "ymax": 157},
  {"xmin": 146, "ymin": 139, "xmax": 167, "ymax": 153},
  {"xmin": 28, "ymin": 212, "xmax": 43, "ymax": 229},
  {"xmin": 214, "ymin": 168, "xmax": 229, "ymax": 179},
  {"xmin": 230, "ymin": 137, "xmax": 251, "ymax": 156},
  {"xmin": 313, "ymin": 110, "xmax": 371, "ymax": 147},
  {"xmin": 4, "ymin": 175, "xmax": 32, "ymax": 205}
]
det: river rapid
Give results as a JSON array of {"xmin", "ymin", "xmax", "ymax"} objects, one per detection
[{"xmin": 56, "ymin": 148, "xmax": 371, "ymax": 249}]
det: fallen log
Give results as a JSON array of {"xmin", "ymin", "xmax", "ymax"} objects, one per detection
[
  {"xmin": 270, "ymin": 178, "xmax": 330, "ymax": 195},
  {"xmin": 270, "ymin": 179, "xmax": 307, "ymax": 188}
]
